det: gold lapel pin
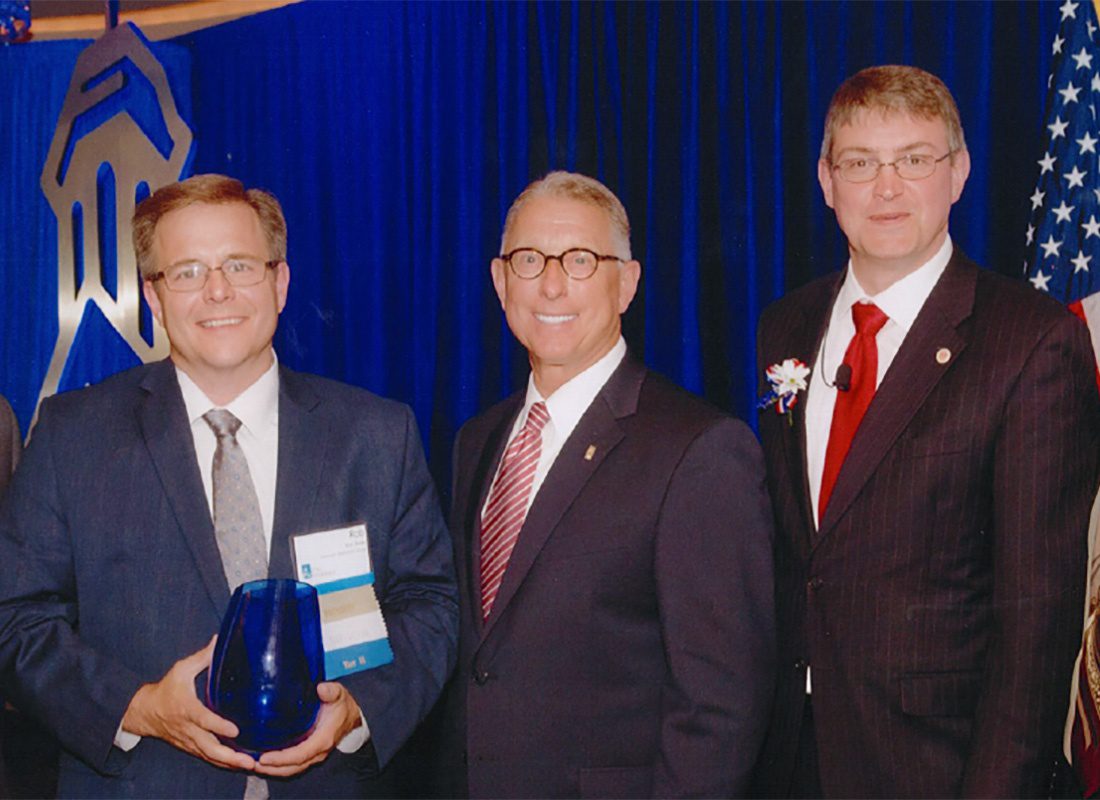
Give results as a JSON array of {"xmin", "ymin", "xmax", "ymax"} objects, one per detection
[
  {"xmin": 584, "ymin": 444, "xmax": 597, "ymax": 461},
  {"xmin": 936, "ymin": 347, "xmax": 951, "ymax": 365}
]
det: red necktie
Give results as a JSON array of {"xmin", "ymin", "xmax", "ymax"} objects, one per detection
[
  {"xmin": 480, "ymin": 401, "xmax": 550, "ymax": 619},
  {"xmin": 819, "ymin": 302, "xmax": 889, "ymax": 523}
]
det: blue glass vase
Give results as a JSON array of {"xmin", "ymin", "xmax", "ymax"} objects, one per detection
[{"xmin": 206, "ymin": 579, "xmax": 324, "ymax": 755}]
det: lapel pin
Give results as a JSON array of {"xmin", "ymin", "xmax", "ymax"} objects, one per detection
[
  {"xmin": 584, "ymin": 444, "xmax": 597, "ymax": 461},
  {"xmin": 935, "ymin": 347, "xmax": 951, "ymax": 365}
]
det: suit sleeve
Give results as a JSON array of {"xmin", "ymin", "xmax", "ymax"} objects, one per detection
[
  {"xmin": 962, "ymin": 312, "xmax": 1100, "ymax": 797},
  {"xmin": 0, "ymin": 400, "xmax": 145, "ymax": 774},
  {"xmin": 651, "ymin": 417, "xmax": 776, "ymax": 798},
  {"xmin": 0, "ymin": 395, "xmax": 19, "ymax": 492},
  {"xmin": 340, "ymin": 405, "xmax": 458, "ymax": 770}
]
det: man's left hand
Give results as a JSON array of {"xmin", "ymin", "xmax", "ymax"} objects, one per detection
[{"xmin": 254, "ymin": 682, "xmax": 363, "ymax": 777}]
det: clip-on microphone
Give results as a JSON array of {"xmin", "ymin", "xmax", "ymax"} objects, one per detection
[{"xmin": 834, "ymin": 364, "xmax": 852, "ymax": 392}]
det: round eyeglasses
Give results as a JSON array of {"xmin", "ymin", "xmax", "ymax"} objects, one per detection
[
  {"xmin": 500, "ymin": 248, "xmax": 623, "ymax": 280},
  {"xmin": 831, "ymin": 151, "xmax": 956, "ymax": 183},
  {"xmin": 149, "ymin": 258, "xmax": 280, "ymax": 292}
]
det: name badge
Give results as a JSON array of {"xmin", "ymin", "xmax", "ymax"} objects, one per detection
[{"xmin": 292, "ymin": 523, "xmax": 393, "ymax": 679}]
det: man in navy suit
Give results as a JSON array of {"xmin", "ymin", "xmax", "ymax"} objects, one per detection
[
  {"xmin": 429, "ymin": 171, "xmax": 775, "ymax": 798},
  {"xmin": 0, "ymin": 174, "xmax": 457, "ymax": 797},
  {"xmin": 752, "ymin": 65, "xmax": 1100, "ymax": 798}
]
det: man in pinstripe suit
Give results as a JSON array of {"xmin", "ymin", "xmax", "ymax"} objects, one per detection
[{"xmin": 752, "ymin": 65, "xmax": 1100, "ymax": 798}]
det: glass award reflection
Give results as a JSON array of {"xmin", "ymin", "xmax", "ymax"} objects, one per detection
[{"xmin": 206, "ymin": 579, "xmax": 324, "ymax": 755}]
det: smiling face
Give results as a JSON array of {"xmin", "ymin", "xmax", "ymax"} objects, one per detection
[
  {"xmin": 142, "ymin": 201, "xmax": 289, "ymax": 405},
  {"xmin": 818, "ymin": 110, "xmax": 970, "ymax": 294},
  {"xmin": 491, "ymin": 194, "xmax": 640, "ymax": 397}
]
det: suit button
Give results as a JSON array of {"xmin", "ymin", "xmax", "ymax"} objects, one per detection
[
  {"xmin": 807, "ymin": 578, "xmax": 824, "ymax": 591},
  {"xmin": 794, "ymin": 658, "xmax": 807, "ymax": 670},
  {"xmin": 473, "ymin": 670, "xmax": 491, "ymax": 685}
]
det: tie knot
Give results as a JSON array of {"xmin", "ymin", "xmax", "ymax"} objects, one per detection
[
  {"xmin": 203, "ymin": 408, "xmax": 242, "ymax": 439},
  {"xmin": 525, "ymin": 402, "xmax": 550, "ymax": 433},
  {"xmin": 851, "ymin": 302, "xmax": 889, "ymax": 336}
]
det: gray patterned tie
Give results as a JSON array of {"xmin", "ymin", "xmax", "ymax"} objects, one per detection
[
  {"xmin": 202, "ymin": 409, "xmax": 270, "ymax": 800},
  {"xmin": 203, "ymin": 409, "xmax": 269, "ymax": 591}
]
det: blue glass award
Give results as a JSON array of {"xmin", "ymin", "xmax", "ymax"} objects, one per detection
[{"xmin": 206, "ymin": 579, "xmax": 324, "ymax": 755}]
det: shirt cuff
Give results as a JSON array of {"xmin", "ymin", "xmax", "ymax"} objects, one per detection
[
  {"xmin": 114, "ymin": 724, "xmax": 141, "ymax": 752},
  {"xmin": 335, "ymin": 709, "xmax": 370, "ymax": 753}
]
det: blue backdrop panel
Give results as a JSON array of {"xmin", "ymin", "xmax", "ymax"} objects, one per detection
[
  {"xmin": 0, "ymin": 36, "xmax": 191, "ymax": 436},
  {"xmin": 0, "ymin": 1, "xmax": 1062, "ymax": 492}
]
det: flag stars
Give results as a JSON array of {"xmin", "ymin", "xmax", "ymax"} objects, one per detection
[
  {"xmin": 1083, "ymin": 215, "xmax": 1100, "ymax": 238},
  {"xmin": 1027, "ymin": 223, "xmax": 1035, "ymax": 245},
  {"xmin": 1054, "ymin": 200, "xmax": 1076, "ymax": 222},
  {"xmin": 1030, "ymin": 270, "xmax": 1053, "ymax": 291},
  {"xmin": 1090, "ymin": 19, "xmax": 1097, "ymax": 37},
  {"xmin": 1050, "ymin": 116, "xmax": 1070, "ymax": 139},
  {"xmin": 1074, "ymin": 251, "xmax": 1093, "ymax": 272},
  {"xmin": 1040, "ymin": 234, "xmax": 1064, "ymax": 258},
  {"xmin": 1060, "ymin": 81, "xmax": 1083, "ymax": 104},
  {"xmin": 1055, "ymin": 35, "xmax": 1066, "ymax": 55},
  {"xmin": 1066, "ymin": 165, "xmax": 1088, "ymax": 188},
  {"xmin": 1079, "ymin": 131, "xmax": 1099, "ymax": 153},
  {"xmin": 1074, "ymin": 46, "xmax": 1095, "ymax": 70},
  {"xmin": 1039, "ymin": 151, "xmax": 1057, "ymax": 174},
  {"xmin": 1093, "ymin": 72, "xmax": 1100, "ymax": 93},
  {"xmin": 1061, "ymin": 0, "xmax": 1078, "ymax": 21},
  {"xmin": 1031, "ymin": 188, "xmax": 1046, "ymax": 209}
]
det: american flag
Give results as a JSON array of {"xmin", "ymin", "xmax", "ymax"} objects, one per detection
[
  {"xmin": 1026, "ymin": 0, "xmax": 1100, "ymax": 376},
  {"xmin": 1026, "ymin": 3, "xmax": 1100, "ymax": 794}
]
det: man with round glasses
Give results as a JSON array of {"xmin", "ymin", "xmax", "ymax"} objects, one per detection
[
  {"xmin": 0, "ymin": 174, "xmax": 457, "ymax": 797},
  {"xmin": 426, "ymin": 171, "xmax": 775, "ymax": 797},
  {"xmin": 752, "ymin": 65, "xmax": 1100, "ymax": 797}
]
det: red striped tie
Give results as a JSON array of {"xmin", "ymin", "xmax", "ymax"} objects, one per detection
[{"xmin": 480, "ymin": 401, "xmax": 550, "ymax": 619}]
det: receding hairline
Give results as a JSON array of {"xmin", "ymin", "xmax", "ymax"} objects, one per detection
[{"xmin": 500, "ymin": 171, "xmax": 632, "ymax": 259}]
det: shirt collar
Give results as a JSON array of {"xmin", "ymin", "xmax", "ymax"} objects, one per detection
[
  {"xmin": 838, "ymin": 235, "xmax": 953, "ymax": 334},
  {"xmin": 176, "ymin": 354, "xmax": 280, "ymax": 437},
  {"xmin": 522, "ymin": 337, "xmax": 627, "ymax": 433}
]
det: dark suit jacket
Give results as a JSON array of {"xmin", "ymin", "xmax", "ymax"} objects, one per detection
[
  {"xmin": 432, "ymin": 356, "xmax": 775, "ymax": 798},
  {"xmin": 0, "ymin": 360, "xmax": 457, "ymax": 798},
  {"xmin": 752, "ymin": 252, "xmax": 1100, "ymax": 798},
  {"xmin": 0, "ymin": 394, "xmax": 18, "ymax": 493}
]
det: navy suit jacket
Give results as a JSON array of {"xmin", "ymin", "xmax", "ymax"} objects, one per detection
[
  {"xmin": 752, "ymin": 252, "xmax": 1100, "ymax": 798},
  {"xmin": 432, "ymin": 356, "xmax": 776, "ymax": 798},
  {"xmin": 0, "ymin": 394, "xmax": 18, "ymax": 493},
  {"xmin": 0, "ymin": 360, "xmax": 457, "ymax": 798}
]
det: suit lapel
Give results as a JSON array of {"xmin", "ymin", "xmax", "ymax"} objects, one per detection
[
  {"xmin": 137, "ymin": 360, "xmax": 227, "ymax": 617},
  {"xmin": 781, "ymin": 280, "xmax": 838, "ymax": 558},
  {"xmin": 816, "ymin": 254, "xmax": 976, "ymax": 541},
  {"xmin": 478, "ymin": 358, "xmax": 641, "ymax": 643},
  {"xmin": 269, "ymin": 368, "xmax": 326, "ymax": 580}
]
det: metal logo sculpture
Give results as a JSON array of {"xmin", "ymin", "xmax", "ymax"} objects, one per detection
[{"xmin": 38, "ymin": 22, "xmax": 192, "ymax": 415}]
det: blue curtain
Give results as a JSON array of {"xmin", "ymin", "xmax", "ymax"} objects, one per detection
[{"xmin": 0, "ymin": 1, "xmax": 1061, "ymax": 492}]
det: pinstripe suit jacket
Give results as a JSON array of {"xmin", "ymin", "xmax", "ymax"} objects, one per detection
[{"xmin": 751, "ymin": 251, "xmax": 1100, "ymax": 798}]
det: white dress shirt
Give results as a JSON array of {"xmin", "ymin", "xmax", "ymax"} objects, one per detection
[
  {"xmin": 805, "ymin": 236, "xmax": 953, "ymax": 527},
  {"xmin": 178, "ymin": 360, "xmax": 280, "ymax": 550},
  {"xmin": 483, "ymin": 337, "xmax": 627, "ymax": 521},
  {"xmin": 118, "ymin": 353, "xmax": 367, "ymax": 754}
]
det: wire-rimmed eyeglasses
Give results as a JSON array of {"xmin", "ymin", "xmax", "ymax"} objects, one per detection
[
  {"xmin": 149, "ymin": 258, "xmax": 280, "ymax": 292},
  {"xmin": 831, "ymin": 150, "xmax": 956, "ymax": 183}
]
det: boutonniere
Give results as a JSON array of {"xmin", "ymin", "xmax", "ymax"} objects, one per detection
[{"xmin": 758, "ymin": 358, "xmax": 810, "ymax": 422}]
